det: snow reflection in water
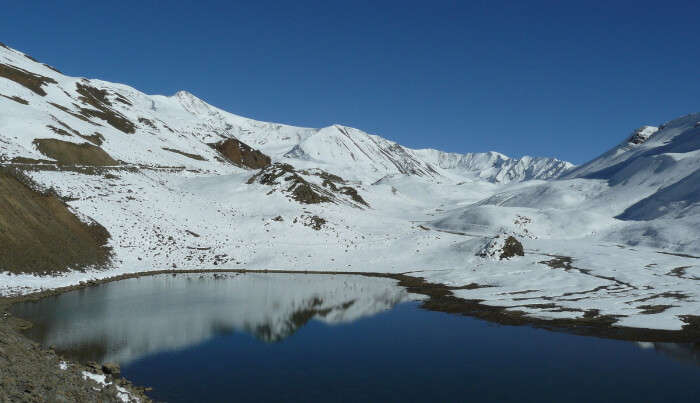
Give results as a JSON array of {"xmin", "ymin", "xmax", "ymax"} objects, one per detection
[{"xmin": 11, "ymin": 273, "xmax": 421, "ymax": 364}]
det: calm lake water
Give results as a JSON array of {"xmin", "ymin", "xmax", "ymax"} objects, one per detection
[{"xmin": 10, "ymin": 273, "xmax": 700, "ymax": 402}]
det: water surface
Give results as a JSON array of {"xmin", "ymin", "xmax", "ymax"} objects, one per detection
[{"xmin": 11, "ymin": 273, "xmax": 700, "ymax": 402}]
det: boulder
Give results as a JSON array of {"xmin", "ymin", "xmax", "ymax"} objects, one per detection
[
  {"xmin": 500, "ymin": 236, "xmax": 524, "ymax": 259},
  {"xmin": 477, "ymin": 235, "xmax": 525, "ymax": 260},
  {"xmin": 101, "ymin": 362, "xmax": 120, "ymax": 377}
]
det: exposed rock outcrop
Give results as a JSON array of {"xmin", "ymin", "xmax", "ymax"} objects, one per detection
[
  {"xmin": 247, "ymin": 163, "xmax": 368, "ymax": 207},
  {"xmin": 627, "ymin": 126, "xmax": 659, "ymax": 145},
  {"xmin": 477, "ymin": 235, "xmax": 524, "ymax": 260},
  {"xmin": 74, "ymin": 83, "xmax": 136, "ymax": 134},
  {"xmin": 501, "ymin": 236, "xmax": 525, "ymax": 259},
  {"xmin": 209, "ymin": 138, "xmax": 271, "ymax": 169}
]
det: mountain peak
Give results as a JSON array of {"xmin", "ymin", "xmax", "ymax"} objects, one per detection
[
  {"xmin": 174, "ymin": 90, "xmax": 196, "ymax": 99},
  {"xmin": 173, "ymin": 90, "xmax": 215, "ymax": 116}
]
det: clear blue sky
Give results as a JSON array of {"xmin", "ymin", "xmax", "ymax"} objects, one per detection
[{"xmin": 2, "ymin": 1, "xmax": 699, "ymax": 164}]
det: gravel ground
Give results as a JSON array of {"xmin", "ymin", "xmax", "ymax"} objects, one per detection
[{"xmin": 0, "ymin": 310, "xmax": 150, "ymax": 402}]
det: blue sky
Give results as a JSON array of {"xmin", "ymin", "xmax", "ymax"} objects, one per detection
[{"xmin": 2, "ymin": 1, "xmax": 699, "ymax": 164}]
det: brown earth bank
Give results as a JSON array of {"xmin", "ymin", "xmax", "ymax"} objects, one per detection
[
  {"xmin": 32, "ymin": 138, "xmax": 118, "ymax": 166},
  {"xmin": 209, "ymin": 138, "xmax": 271, "ymax": 169},
  {"xmin": 0, "ymin": 167, "xmax": 112, "ymax": 274}
]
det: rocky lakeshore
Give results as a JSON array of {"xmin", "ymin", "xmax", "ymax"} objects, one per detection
[{"xmin": 0, "ymin": 302, "xmax": 149, "ymax": 403}]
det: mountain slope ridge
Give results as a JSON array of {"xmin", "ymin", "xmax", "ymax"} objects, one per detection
[{"xmin": 0, "ymin": 43, "xmax": 571, "ymax": 184}]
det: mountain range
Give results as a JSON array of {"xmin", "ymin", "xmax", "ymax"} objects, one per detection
[{"xmin": 1, "ymin": 42, "xmax": 698, "ymax": 334}]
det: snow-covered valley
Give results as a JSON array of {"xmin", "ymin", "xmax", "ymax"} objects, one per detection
[{"xmin": 1, "ymin": 42, "xmax": 699, "ymax": 335}]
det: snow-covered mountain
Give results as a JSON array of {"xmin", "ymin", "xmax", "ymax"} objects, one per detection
[
  {"xmin": 425, "ymin": 113, "xmax": 700, "ymax": 331},
  {"xmin": 436, "ymin": 113, "xmax": 700, "ymax": 250},
  {"xmin": 563, "ymin": 116, "xmax": 700, "ymax": 223},
  {"xmin": 2, "ymin": 42, "xmax": 699, "ymax": 336},
  {"xmin": 413, "ymin": 149, "xmax": 572, "ymax": 183},
  {"xmin": 0, "ymin": 42, "xmax": 570, "ymax": 184}
]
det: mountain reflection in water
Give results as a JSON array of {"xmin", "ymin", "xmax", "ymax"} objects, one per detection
[
  {"xmin": 11, "ymin": 273, "xmax": 420, "ymax": 364},
  {"xmin": 637, "ymin": 342, "xmax": 700, "ymax": 366}
]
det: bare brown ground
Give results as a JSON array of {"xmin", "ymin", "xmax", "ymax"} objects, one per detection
[
  {"xmin": 33, "ymin": 138, "xmax": 118, "ymax": 166},
  {"xmin": 209, "ymin": 138, "xmax": 271, "ymax": 169},
  {"xmin": 0, "ymin": 167, "xmax": 112, "ymax": 274}
]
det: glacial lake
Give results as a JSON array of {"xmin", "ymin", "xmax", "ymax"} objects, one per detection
[{"xmin": 10, "ymin": 273, "xmax": 700, "ymax": 402}]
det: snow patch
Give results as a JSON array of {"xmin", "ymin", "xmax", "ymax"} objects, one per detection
[{"xmin": 81, "ymin": 371, "xmax": 139, "ymax": 402}]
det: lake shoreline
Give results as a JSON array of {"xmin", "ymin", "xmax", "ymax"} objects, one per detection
[
  {"xmin": 2, "ymin": 268, "xmax": 698, "ymax": 401},
  {"xmin": 3, "ymin": 268, "xmax": 699, "ymax": 341},
  {"xmin": 0, "ymin": 309, "xmax": 151, "ymax": 402}
]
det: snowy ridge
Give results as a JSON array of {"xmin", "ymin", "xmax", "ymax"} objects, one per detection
[
  {"xmin": 413, "ymin": 148, "xmax": 573, "ymax": 183},
  {"xmin": 279, "ymin": 124, "xmax": 441, "ymax": 181},
  {"xmin": 0, "ymin": 43, "xmax": 570, "ymax": 184}
]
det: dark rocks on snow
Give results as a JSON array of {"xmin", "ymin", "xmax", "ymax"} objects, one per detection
[
  {"xmin": 137, "ymin": 117, "xmax": 157, "ymax": 129},
  {"xmin": 247, "ymin": 163, "xmax": 369, "ymax": 208},
  {"xmin": 75, "ymin": 82, "xmax": 136, "ymax": 134},
  {"xmin": 305, "ymin": 215, "xmax": 326, "ymax": 231},
  {"xmin": 251, "ymin": 163, "xmax": 330, "ymax": 204},
  {"xmin": 0, "ymin": 63, "xmax": 57, "ymax": 96},
  {"xmin": 627, "ymin": 126, "xmax": 656, "ymax": 145},
  {"xmin": 247, "ymin": 162, "xmax": 295, "ymax": 185},
  {"xmin": 477, "ymin": 235, "xmax": 525, "ymax": 260},
  {"xmin": 291, "ymin": 182, "xmax": 331, "ymax": 204},
  {"xmin": 337, "ymin": 186, "xmax": 369, "ymax": 207},
  {"xmin": 501, "ymin": 236, "xmax": 524, "ymax": 259}
]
